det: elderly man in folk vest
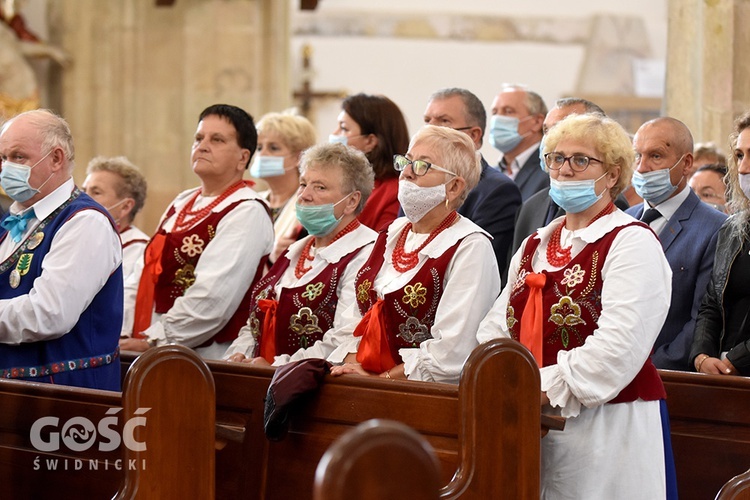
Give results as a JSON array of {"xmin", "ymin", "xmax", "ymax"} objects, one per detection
[{"xmin": 0, "ymin": 109, "xmax": 123, "ymax": 390}]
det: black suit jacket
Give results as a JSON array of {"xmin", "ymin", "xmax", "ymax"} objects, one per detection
[
  {"xmin": 459, "ymin": 157, "xmax": 522, "ymax": 285},
  {"xmin": 512, "ymin": 148, "xmax": 549, "ymax": 202}
]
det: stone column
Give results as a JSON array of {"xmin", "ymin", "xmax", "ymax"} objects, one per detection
[
  {"xmin": 51, "ymin": 0, "xmax": 289, "ymax": 232},
  {"xmin": 665, "ymin": 0, "xmax": 750, "ymax": 150}
]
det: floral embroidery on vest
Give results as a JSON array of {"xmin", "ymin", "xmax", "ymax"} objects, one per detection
[
  {"xmin": 394, "ymin": 268, "xmax": 441, "ymax": 347},
  {"xmin": 302, "ymin": 282, "xmax": 324, "ymax": 301},
  {"xmin": 288, "ymin": 306, "xmax": 323, "ymax": 349},
  {"xmin": 357, "ymin": 278, "xmax": 372, "ymax": 304}
]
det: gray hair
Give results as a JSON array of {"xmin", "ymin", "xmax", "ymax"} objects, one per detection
[
  {"xmin": 299, "ymin": 143, "xmax": 375, "ymax": 214},
  {"xmin": 86, "ymin": 156, "xmax": 148, "ymax": 222},
  {"xmin": 502, "ymin": 83, "xmax": 548, "ymax": 116},
  {"xmin": 2, "ymin": 109, "xmax": 75, "ymax": 173},
  {"xmin": 428, "ymin": 87, "xmax": 487, "ymax": 137}
]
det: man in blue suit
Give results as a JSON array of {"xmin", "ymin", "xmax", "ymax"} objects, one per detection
[
  {"xmin": 489, "ymin": 84, "xmax": 548, "ymax": 201},
  {"xmin": 423, "ymin": 88, "xmax": 522, "ymax": 284},
  {"xmin": 627, "ymin": 117, "xmax": 726, "ymax": 370}
]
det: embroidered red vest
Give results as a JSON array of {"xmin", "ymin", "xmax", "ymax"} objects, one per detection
[
  {"xmin": 248, "ymin": 244, "xmax": 363, "ymax": 359},
  {"xmin": 354, "ymin": 230, "xmax": 461, "ymax": 366},
  {"xmin": 507, "ymin": 222, "xmax": 665, "ymax": 404},
  {"xmin": 152, "ymin": 199, "xmax": 267, "ymax": 345}
]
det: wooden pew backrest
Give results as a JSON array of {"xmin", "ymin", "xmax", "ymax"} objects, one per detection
[
  {"xmin": 115, "ymin": 345, "xmax": 216, "ymax": 500},
  {"xmin": 660, "ymin": 370, "xmax": 750, "ymax": 500},
  {"xmin": 314, "ymin": 419, "xmax": 442, "ymax": 500}
]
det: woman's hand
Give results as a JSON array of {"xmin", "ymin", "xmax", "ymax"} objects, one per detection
[
  {"xmin": 249, "ymin": 357, "xmax": 271, "ymax": 366},
  {"xmin": 226, "ymin": 353, "xmax": 247, "ymax": 363},
  {"xmin": 119, "ymin": 337, "xmax": 150, "ymax": 352},
  {"xmin": 330, "ymin": 362, "xmax": 373, "ymax": 377}
]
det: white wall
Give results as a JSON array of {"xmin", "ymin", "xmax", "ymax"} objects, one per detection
[{"xmin": 291, "ymin": 0, "xmax": 667, "ymax": 163}]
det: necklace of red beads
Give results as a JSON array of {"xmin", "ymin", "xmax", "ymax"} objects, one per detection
[
  {"xmin": 173, "ymin": 180, "xmax": 247, "ymax": 232},
  {"xmin": 391, "ymin": 211, "xmax": 459, "ymax": 273},
  {"xmin": 295, "ymin": 219, "xmax": 361, "ymax": 279},
  {"xmin": 546, "ymin": 202, "xmax": 615, "ymax": 267}
]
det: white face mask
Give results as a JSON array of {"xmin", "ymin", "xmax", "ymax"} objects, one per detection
[
  {"xmin": 105, "ymin": 198, "xmax": 128, "ymax": 227},
  {"xmin": 739, "ymin": 173, "xmax": 750, "ymax": 201},
  {"xmin": 397, "ymin": 179, "xmax": 447, "ymax": 223}
]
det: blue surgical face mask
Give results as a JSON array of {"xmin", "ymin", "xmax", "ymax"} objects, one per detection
[
  {"xmin": 0, "ymin": 150, "xmax": 54, "ymax": 203},
  {"xmin": 631, "ymin": 154, "xmax": 685, "ymax": 205},
  {"xmin": 250, "ymin": 155, "xmax": 290, "ymax": 178},
  {"xmin": 538, "ymin": 138, "xmax": 546, "ymax": 171},
  {"xmin": 296, "ymin": 193, "xmax": 352, "ymax": 236},
  {"xmin": 549, "ymin": 172, "xmax": 608, "ymax": 214},
  {"xmin": 328, "ymin": 134, "xmax": 348, "ymax": 146},
  {"xmin": 489, "ymin": 115, "xmax": 531, "ymax": 153}
]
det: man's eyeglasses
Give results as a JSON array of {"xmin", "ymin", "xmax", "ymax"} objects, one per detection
[
  {"xmin": 544, "ymin": 153, "xmax": 604, "ymax": 172},
  {"xmin": 393, "ymin": 154, "xmax": 457, "ymax": 177}
]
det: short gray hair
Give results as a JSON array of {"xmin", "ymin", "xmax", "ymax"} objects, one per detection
[
  {"xmin": 502, "ymin": 83, "xmax": 548, "ymax": 116},
  {"xmin": 86, "ymin": 156, "xmax": 148, "ymax": 222},
  {"xmin": 299, "ymin": 143, "xmax": 375, "ymax": 214},
  {"xmin": 428, "ymin": 87, "xmax": 487, "ymax": 137}
]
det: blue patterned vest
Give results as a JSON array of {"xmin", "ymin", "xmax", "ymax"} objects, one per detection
[{"xmin": 0, "ymin": 189, "xmax": 123, "ymax": 391}]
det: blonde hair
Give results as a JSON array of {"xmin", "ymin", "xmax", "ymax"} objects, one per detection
[
  {"xmin": 256, "ymin": 111, "xmax": 317, "ymax": 154},
  {"xmin": 543, "ymin": 113, "xmax": 634, "ymax": 200},
  {"xmin": 727, "ymin": 110, "xmax": 750, "ymax": 239}
]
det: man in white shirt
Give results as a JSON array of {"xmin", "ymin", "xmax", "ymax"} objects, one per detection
[
  {"xmin": 83, "ymin": 155, "xmax": 149, "ymax": 285},
  {"xmin": 0, "ymin": 109, "xmax": 123, "ymax": 390},
  {"xmin": 120, "ymin": 104, "xmax": 273, "ymax": 360},
  {"xmin": 489, "ymin": 84, "xmax": 548, "ymax": 201}
]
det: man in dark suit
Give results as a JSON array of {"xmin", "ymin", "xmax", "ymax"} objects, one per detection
[
  {"xmin": 511, "ymin": 98, "xmax": 626, "ymax": 255},
  {"xmin": 627, "ymin": 117, "xmax": 727, "ymax": 370},
  {"xmin": 423, "ymin": 88, "xmax": 522, "ymax": 284},
  {"xmin": 489, "ymin": 84, "xmax": 548, "ymax": 201}
]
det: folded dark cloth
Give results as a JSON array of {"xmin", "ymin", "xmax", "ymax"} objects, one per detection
[{"xmin": 264, "ymin": 358, "xmax": 331, "ymax": 441}]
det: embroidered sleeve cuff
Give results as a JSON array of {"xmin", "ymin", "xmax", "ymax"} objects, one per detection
[
  {"xmin": 144, "ymin": 321, "xmax": 168, "ymax": 347},
  {"xmin": 541, "ymin": 365, "xmax": 582, "ymax": 418},
  {"xmin": 326, "ymin": 337, "xmax": 361, "ymax": 364}
]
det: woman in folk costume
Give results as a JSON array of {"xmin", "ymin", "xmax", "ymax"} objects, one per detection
[
  {"xmin": 477, "ymin": 113, "xmax": 677, "ymax": 499},
  {"xmin": 224, "ymin": 143, "xmax": 377, "ymax": 364},
  {"xmin": 330, "ymin": 125, "xmax": 500, "ymax": 383},
  {"xmin": 120, "ymin": 104, "xmax": 273, "ymax": 360},
  {"xmin": 250, "ymin": 112, "xmax": 317, "ymax": 264}
]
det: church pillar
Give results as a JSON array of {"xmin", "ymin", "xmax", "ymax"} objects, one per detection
[
  {"xmin": 665, "ymin": 0, "xmax": 750, "ymax": 149},
  {"xmin": 52, "ymin": 0, "xmax": 289, "ymax": 231}
]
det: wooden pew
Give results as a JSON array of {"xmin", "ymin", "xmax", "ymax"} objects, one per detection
[
  {"xmin": 717, "ymin": 468, "xmax": 750, "ymax": 500},
  {"xmin": 659, "ymin": 370, "xmax": 750, "ymax": 500},
  {"xmin": 0, "ymin": 345, "xmax": 215, "ymax": 499},
  {"xmin": 119, "ymin": 338, "xmax": 551, "ymax": 499},
  {"xmin": 314, "ymin": 419, "xmax": 443, "ymax": 500}
]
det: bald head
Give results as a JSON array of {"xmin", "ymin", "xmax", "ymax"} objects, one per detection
[
  {"xmin": 633, "ymin": 116, "xmax": 695, "ymax": 200},
  {"xmin": 637, "ymin": 117, "xmax": 694, "ymax": 156},
  {"xmin": 0, "ymin": 109, "xmax": 74, "ymax": 207}
]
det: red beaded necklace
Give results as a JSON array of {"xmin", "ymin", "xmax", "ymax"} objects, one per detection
[
  {"xmin": 294, "ymin": 219, "xmax": 361, "ymax": 279},
  {"xmin": 391, "ymin": 211, "xmax": 459, "ymax": 273},
  {"xmin": 546, "ymin": 202, "xmax": 615, "ymax": 267},
  {"xmin": 173, "ymin": 180, "xmax": 246, "ymax": 232}
]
